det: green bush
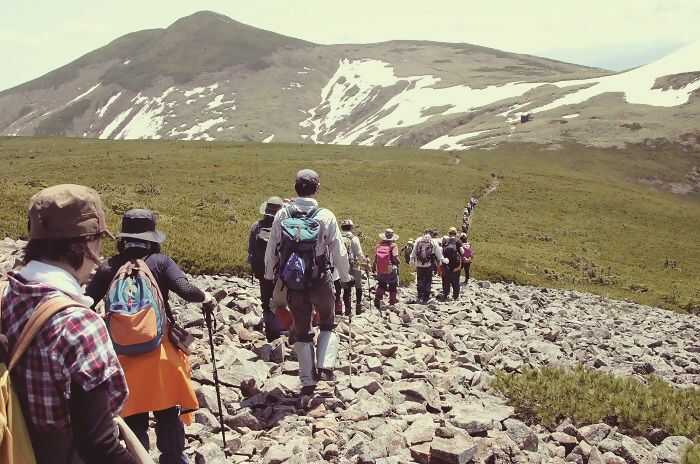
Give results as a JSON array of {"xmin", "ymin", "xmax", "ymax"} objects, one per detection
[
  {"xmin": 685, "ymin": 443, "xmax": 700, "ymax": 464},
  {"xmin": 493, "ymin": 366, "xmax": 700, "ymax": 439}
]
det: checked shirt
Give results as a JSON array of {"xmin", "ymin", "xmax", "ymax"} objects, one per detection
[{"xmin": 1, "ymin": 272, "xmax": 128, "ymax": 432}]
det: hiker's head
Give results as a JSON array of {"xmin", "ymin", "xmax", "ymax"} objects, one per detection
[
  {"xmin": 424, "ymin": 228, "xmax": 432, "ymax": 236},
  {"xmin": 459, "ymin": 233, "xmax": 468, "ymax": 243},
  {"xmin": 430, "ymin": 230, "xmax": 439, "ymax": 238},
  {"xmin": 341, "ymin": 219, "xmax": 354, "ymax": 231},
  {"xmin": 118, "ymin": 209, "xmax": 166, "ymax": 244},
  {"xmin": 379, "ymin": 228, "xmax": 399, "ymax": 242},
  {"xmin": 448, "ymin": 227, "xmax": 458, "ymax": 237},
  {"xmin": 260, "ymin": 196, "xmax": 284, "ymax": 218},
  {"xmin": 295, "ymin": 169, "xmax": 320, "ymax": 197},
  {"xmin": 25, "ymin": 184, "xmax": 112, "ymax": 283}
]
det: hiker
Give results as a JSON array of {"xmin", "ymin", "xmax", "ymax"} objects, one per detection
[
  {"xmin": 461, "ymin": 236, "xmax": 474, "ymax": 284},
  {"xmin": 401, "ymin": 240, "xmax": 414, "ymax": 265},
  {"xmin": 264, "ymin": 169, "xmax": 352, "ymax": 406},
  {"xmin": 372, "ymin": 229, "xmax": 401, "ymax": 310},
  {"xmin": 248, "ymin": 196, "xmax": 284, "ymax": 341},
  {"xmin": 0, "ymin": 184, "xmax": 138, "ymax": 463},
  {"xmin": 340, "ymin": 219, "xmax": 366, "ymax": 315},
  {"xmin": 86, "ymin": 208, "xmax": 217, "ymax": 464},
  {"xmin": 410, "ymin": 229, "xmax": 446, "ymax": 304},
  {"xmin": 441, "ymin": 227, "xmax": 464, "ymax": 301}
]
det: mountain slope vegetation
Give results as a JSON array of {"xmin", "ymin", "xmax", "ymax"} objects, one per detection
[{"xmin": 0, "ymin": 137, "xmax": 698, "ymax": 312}]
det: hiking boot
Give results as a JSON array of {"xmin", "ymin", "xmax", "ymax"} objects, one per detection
[
  {"xmin": 298, "ymin": 385, "xmax": 316, "ymax": 410},
  {"xmin": 317, "ymin": 368, "xmax": 335, "ymax": 382}
]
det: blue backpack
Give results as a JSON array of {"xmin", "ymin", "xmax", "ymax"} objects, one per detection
[
  {"xmin": 278, "ymin": 206, "xmax": 324, "ymax": 290},
  {"xmin": 104, "ymin": 259, "xmax": 167, "ymax": 356}
]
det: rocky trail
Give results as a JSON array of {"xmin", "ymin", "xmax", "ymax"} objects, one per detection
[{"xmin": 1, "ymin": 237, "xmax": 698, "ymax": 464}]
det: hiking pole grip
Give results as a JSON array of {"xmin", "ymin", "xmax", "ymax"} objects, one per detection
[{"xmin": 205, "ymin": 310, "xmax": 227, "ymax": 448}]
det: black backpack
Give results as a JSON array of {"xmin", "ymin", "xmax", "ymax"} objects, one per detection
[
  {"xmin": 443, "ymin": 238, "xmax": 462, "ymax": 269},
  {"xmin": 251, "ymin": 223, "xmax": 271, "ymax": 276}
]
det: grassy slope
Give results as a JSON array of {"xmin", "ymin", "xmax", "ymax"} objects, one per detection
[{"xmin": 0, "ymin": 137, "xmax": 698, "ymax": 311}]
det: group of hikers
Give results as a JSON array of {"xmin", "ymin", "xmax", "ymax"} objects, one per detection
[{"xmin": 0, "ymin": 169, "xmax": 476, "ymax": 464}]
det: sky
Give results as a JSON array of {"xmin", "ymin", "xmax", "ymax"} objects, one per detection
[{"xmin": 2, "ymin": 0, "xmax": 700, "ymax": 92}]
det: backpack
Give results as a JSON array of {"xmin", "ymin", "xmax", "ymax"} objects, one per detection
[
  {"xmin": 0, "ymin": 284, "xmax": 82, "ymax": 464},
  {"xmin": 251, "ymin": 223, "xmax": 271, "ymax": 276},
  {"xmin": 278, "ymin": 206, "xmax": 324, "ymax": 291},
  {"xmin": 341, "ymin": 232, "xmax": 356, "ymax": 270},
  {"xmin": 443, "ymin": 238, "xmax": 462, "ymax": 270},
  {"xmin": 375, "ymin": 244, "xmax": 394, "ymax": 275},
  {"xmin": 104, "ymin": 259, "xmax": 167, "ymax": 356},
  {"xmin": 415, "ymin": 237, "xmax": 434, "ymax": 265}
]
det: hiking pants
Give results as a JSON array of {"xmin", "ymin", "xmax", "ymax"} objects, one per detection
[
  {"xmin": 287, "ymin": 276, "xmax": 335, "ymax": 342},
  {"xmin": 442, "ymin": 268, "xmax": 461, "ymax": 299},
  {"xmin": 463, "ymin": 262, "xmax": 471, "ymax": 283},
  {"xmin": 342, "ymin": 269, "xmax": 364, "ymax": 312},
  {"xmin": 125, "ymin": 407, "xmax": 187, "ymax": 464},
  {"xmin": 416, "ymin": 267, "xmax": 433, "ymax": 302},
  {"xmin": 375, "ymin": 271, "xmax": 398, "ymax": 305},
  {"xmin": 256, "ymin": 274, "xmax": 280, "ymax": 341}
]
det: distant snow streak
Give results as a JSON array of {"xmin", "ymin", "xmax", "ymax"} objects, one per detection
[
  {"xmin": 170, "ymin": 117, "xmax": 226, "ymax": 141},
  {"xmin": 96, "ymin": 92, "xmax": 122, "ymax": 118},
  {"xmin": 421, "ymin": 130, "xmax": 493, "ymax": 150},
  {"xmin": 262, "ymin": 134, "xmax": 275, "ymax": 143},
  {"xmin": 67, "ymin": 83, "xmax": 101, "ymax": 106}
]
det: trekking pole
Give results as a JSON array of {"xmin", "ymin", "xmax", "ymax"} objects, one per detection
[{"xmin": 204, "ymin": 308, "xmax": 227, "ymax": 448}]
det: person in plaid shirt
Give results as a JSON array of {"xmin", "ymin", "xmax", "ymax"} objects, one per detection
[{"xmin": 0, "ymin": 184, "xmax": 137, "ymax": 464}]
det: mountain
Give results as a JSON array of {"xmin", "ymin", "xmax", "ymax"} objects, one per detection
[{"xmin": 2, "ymin": 11, "xmax": 699, "ymax": 151}]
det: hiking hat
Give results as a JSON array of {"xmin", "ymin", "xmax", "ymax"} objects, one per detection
[
  {"xmin": 259, "ymin": 196, "xmax": 284, "ymax": 217},
  {"xmin": 28, "ymin": 184, "xmax": 114, "ymax": 240},
  {"xmin": 341, "ymin": 219, "xmax": 354, "ymax": 228},
  {"xmin": 448, "ymin": 227, "xmax": 458, "ymax": 236},
  {"xmin": 118, "ymin": 209, "xmax": 166, "ymax": 244},
  {"xmin": 379, "ymin": 228, "xmax": 399, "ymax": 241}
]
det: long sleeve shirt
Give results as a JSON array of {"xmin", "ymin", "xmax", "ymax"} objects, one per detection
[{"xmin": 264, "ymin": 197, "xmax": 351, "ymax": 282}]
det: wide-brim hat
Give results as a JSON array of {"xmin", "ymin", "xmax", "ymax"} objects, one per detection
[
  {"xmin": 259, "ymin": 196, "xmax": 284, "ymax": 216},
  {"xmin": 118, "ymin": 208, "xmax": 166, "ymax": 244},
  {"xmin": 28, "ymin": 184, "xmax": 114, "ymax": 240},
  {"xmin": 379, "ymin": 228, "xmax": 399, "ymax": 241}
]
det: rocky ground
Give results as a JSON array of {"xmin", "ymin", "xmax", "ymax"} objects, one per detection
[{"xmin": 1, "ymin": 237, "xmax": 697, "ymax": 464}]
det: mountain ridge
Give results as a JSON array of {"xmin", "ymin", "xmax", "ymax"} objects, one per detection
[{"xmin": 1, "ymin": 11, "xmax": 698, "ymax": 151}]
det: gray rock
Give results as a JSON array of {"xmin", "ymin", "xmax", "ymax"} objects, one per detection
[
  {"xmin": 403, "ymin": 414, "xmax": 436, "ymax": 445},
  {"xmin": 504, "ymin": 418, "xmax": 538, "ymax": 451},
  {"xmin": 430, "ymin": 436, "xmax": 478, "ymax": 464},
  {"xmin": 194, "ymin": 442, "xmax": 227, "ymax": 464},
  {"xmin": 263, "ymin": 444, "xmax": 292, "ymax": 464},
  {"xmin": 654, "ymin": 436, "xmax": 694, "ymax": 464},
  {"xmin": 578, "ymin": 423, "xmax": 611, "ymax": 445},
  {"xmin": 449, "ymin": 401, "xmax": 514, "ymax": 434}
]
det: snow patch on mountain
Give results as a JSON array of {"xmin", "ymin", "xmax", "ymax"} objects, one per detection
[
  {"xmin": 114, "ymin": 87, "xmax": 176, "ymax": 139},
  {"xmin": 562, "ymin": 113, "xmax": 580, "ymax": 119},
  {"xmin": 531, "ymin": 41, "xmax": 700, "ymax": 114},
  {"xmin": 67, "ymin": 83, "xmax": 101, "ymax": 106},
  {"xmin": 96, "ymin": 92, "xmax": 123, "ymax": 119},
  {"xmin": 99, "ymin": 107, "xmax": 133, "ymax": 139},
  {"xmin": 206, "ymin": 94, "xmax": 236, "ymax": 110},
  {"xmin": 421, "ymin": 130, "xmax": 494, "ymax": 150},
  {"xmin": 303, "ymin": 59, "xmax": 542, "ymax": 145},
  {"xmin": 169, "ymin": 117, "xmax": 226, "ymax": 140},
  {"xmin": 262, "ymin": 134, "xmax": 275, "ymax": 143}
]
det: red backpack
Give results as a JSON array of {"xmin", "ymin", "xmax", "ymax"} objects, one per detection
[{"xmin": 375, "ymin": 244, "xmax": 394, "ymax": 275}]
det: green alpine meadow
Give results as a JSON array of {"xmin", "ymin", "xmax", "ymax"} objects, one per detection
[{"xmin": 0, "ymin": 136, "xmax": 698, "ymax": 312}]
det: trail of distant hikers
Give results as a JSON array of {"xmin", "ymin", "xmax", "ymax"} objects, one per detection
[{"xmin": 0, "ymin": 169, "xmax": 482, "ymax": 463}]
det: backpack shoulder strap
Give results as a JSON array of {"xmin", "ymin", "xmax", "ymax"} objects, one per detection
[{"xmin": 9, "ymin": 295, "xmax": 86, "ymax": 371}]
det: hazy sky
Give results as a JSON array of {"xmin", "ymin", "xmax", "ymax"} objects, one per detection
[{"xmin": 2, "ymin": 0, "xmax": 700, "ymax": 92}]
